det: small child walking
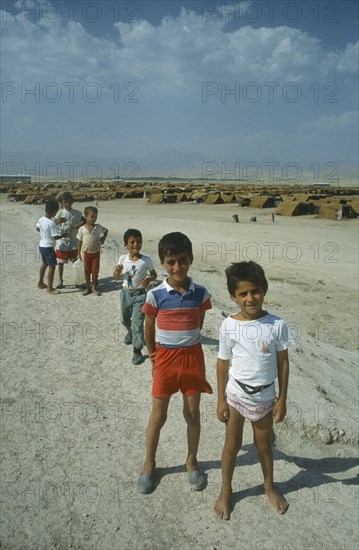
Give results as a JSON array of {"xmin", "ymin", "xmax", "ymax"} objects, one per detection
[
  {"xmin": 113, "ymin": 229, "xmax": 157, "ymax": 365},
  {"xmin": 77, "ymin": 206, "xmax": 108, "ymax": 296},
  {"xmin": 214, "ymin": 261, "xmax": 293, "ymax": 519},
  {"xmin": 36, "ymin": 199, "xmax": 65, "ymax": 295}
]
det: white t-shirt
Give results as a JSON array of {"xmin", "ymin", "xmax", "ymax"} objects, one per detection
[
  {"xmin": 118, "ymin": 254, "xmax": 154, "ymax": 289},
  {"xmin": 77, "ymin": 224, "xmax": 107, "ymax": 253},
  {"xmin": 36, "ymin": 216, "xmax": 59, "ymax": 247},
  {"xmin": 218, "ymin": 313, "xmax": 294, "ymax": 403}
]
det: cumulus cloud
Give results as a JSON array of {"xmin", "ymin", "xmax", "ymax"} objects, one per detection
[{"xmin": 1, "ymin": 1, "xmax": 358, "ymax": 165}]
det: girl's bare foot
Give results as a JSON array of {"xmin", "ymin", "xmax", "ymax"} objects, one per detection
[
  {"xmin": 214, "ymin": 487, "xmax": 232, "ymax": 520},
  {"xmin": 265, "ymin": 484, "xmax": 289, "ymax": 514},
  {"xmin": 37, "ymin": 283, "xmax": 47, "ymax": 289},
  {"xmin": 47, "ymin": 289, "xmax": 61, "ymax": 295}
]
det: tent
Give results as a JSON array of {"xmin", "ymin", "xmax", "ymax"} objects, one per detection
[
  {"xmin": 220, "ymin": 193, "xmax": 235, "ymax": 203},
  {"xmin": 249, "ymin": 195, "xmax": 276, "ymax": 208},
  {"xmin": 318, "ymin": 203, "xmax": 357, "ymax": 220},
  {"xmin": 275, "ymin": 201, "xmax": 317, "ymax": 216},
  {"xmin": 204, "ymin": 193, "xmax": 223, "ymax": 204},
  {"xmin": 147, "ymin": 193, "xmax": 163, "ymax": 204}
]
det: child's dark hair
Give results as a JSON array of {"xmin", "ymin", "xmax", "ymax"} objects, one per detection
[
  {"xmin": 123, "ymin": 228, "xmax": 142, "ymax": 244},
  {"xmin": 158, "ymin": 232, "xmax": 193, "ymax": 262},
  {"xmin": 225, "ymin": 261, "xmax": 268, "ymax": 296},
  {"xmin": 45, "ymin": 199, "xmax": 59, "ymax": 215},
  {"xmin": 84, "ymin": 206, "xmax": 98, "ymax": 216},
  {"xmin": 60, "ymin": 192, "xmax": 74, "ymax": 202}
]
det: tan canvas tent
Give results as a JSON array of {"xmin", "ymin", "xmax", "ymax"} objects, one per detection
[
  {"xmin": 250, "ymin": 195, "xmax": 276, "ymax": 208},
  {"xmin": 147, "ymin": 193, "xmax": 163, "ymax": 204},
  {"xmin": 276, "ymin": 201, "xmax": 317, "ymax": 216}
]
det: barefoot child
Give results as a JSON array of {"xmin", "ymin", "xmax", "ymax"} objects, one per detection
[
  {"xmin": 214, "ymin": 261, "xmax": 293, "ymax": 519},
  {"xmin": 113, "ymin": 229, "xmax": 157, "ymax": 365},
  {"xmin": 36, "ymin": 199, "xmax": 65, "ymax": 295},
  {"xmin": 77, "ymin": 206, "xmax": 108, "ymax": 296},
  {"xmin": 137, "ymin": 232, "xmax": 213, "ymax": 493},
  {"xmin": 54, "ymin": 192, "xmax": 85, "ymax": 288}
]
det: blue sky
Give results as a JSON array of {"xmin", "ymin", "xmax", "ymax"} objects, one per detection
[{"xmin": 1, "ymin": 0, "xmax": 358, "ymax": 181}]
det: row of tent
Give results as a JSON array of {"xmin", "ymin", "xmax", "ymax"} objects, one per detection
[
  {"xmin": 4, "ymin": 184, "xmax": 358, "ymax": 219},
  {"xmin": 147, "ymin": 190, "xmax": 358, "ymax": 218}
]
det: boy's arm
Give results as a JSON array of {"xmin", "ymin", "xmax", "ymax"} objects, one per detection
[
  {"xmin": 113, "ymin": 264, "xmax": 123, "ymax": 279},
  {"xmin": 99, "ymin": 228, "xmax": 108, "ymax": 245},
  {"xmin": 51, "ymin": 221, "xmax": 65, "ymax": 239},
  {"xmin": 217, "ymin": 358, "xmax": 230, "ymax": 422},
  {"xmin": 273, "ymin": 349, "xmax": 289, "ymax": 424},
  {"xmin": 77, "ymin": 238, "xmax": 83, "ymax": 258},
  {"xmin": 140, "ymin": 268, "xmax": 157, "ymax": 288},
  {"xmin": 72, "ymin": 214, "xmax": 86, "ymax": 229},
  {"xmin": 144, "ymin": 314, "xmax": 156, "ymax": 366}
]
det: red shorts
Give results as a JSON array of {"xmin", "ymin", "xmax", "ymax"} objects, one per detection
[
  {"xmin": 152, "ymin": 343, "xmax": 213, "ymax": 398},
  {"xmin": 55, "ymin": 249, "xmax": 77, "ymax": 263},
  {"xmin": 83, "ymin": 250, "xmax": 100, "ymax": 284}
]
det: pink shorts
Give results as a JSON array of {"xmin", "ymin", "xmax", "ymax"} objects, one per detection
[
  {"xmin": 152, "ymin": 343, "xmax": 213, "ymax": 398},
  {"xmin": 226, "ymin": 389, "xmax": 274, "ymax": 422}
]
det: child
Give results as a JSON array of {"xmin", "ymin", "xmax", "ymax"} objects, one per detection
[
  {"xmin": 54, "ymin": 192, "xmax": 85, "ymax": 288},
  {"xmin": 214, "ymin": 261, "xmax": 293, "ymax": 519},
  {"xmin": 36, "ymin": 199, "xmax": 65, "ymax": 295},
  {"xmin": 137, "ymin": 232, "xmax": 213, "ymax": 494},
  {"xmin": 113, "ymin": 229, "xmax": 157, "ymax": 365},
  {"xmin": 77, "ymin": 206, "xmax": 108, "ymax": 296}
]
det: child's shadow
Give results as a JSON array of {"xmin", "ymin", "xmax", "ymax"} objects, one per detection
[
  {"xmin": 97, "ymin": 277, "xmax": 123, "ymax": 294},
  {"xmin": 201, "ymin": 336, "xmax": 219, "ymax": 347},
  {"xmin": 222, "ymin": 443, "xmax": 358, "ymax": 511},
  {"xmin": 146, "ymin": 445, "xmax": 357, "ymax": 502}
]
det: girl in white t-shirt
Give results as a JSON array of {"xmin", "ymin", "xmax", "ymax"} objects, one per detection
[{"xmin": 214, "ymin": 261, "xmax": 293, "ymax": 520}]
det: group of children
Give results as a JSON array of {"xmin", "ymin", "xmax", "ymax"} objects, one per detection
[
  {"xmin": 36, "ymin": 197, "xmax": 293, "ymax": 518},
  {"xmin": 36, "ymin": 193, "xmax": 107, "ymax": 296}
]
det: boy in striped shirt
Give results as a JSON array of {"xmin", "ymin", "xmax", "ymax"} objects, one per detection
[{"xmin": 137, "ymin": 232, "xmax": 213, "ymax": 494}]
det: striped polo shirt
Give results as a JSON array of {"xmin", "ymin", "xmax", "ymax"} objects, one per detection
[{"xmin": 141, "ymin": 277, "xmax": 212, "ymax": 348}]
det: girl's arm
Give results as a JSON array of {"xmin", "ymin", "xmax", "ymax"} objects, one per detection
[
  {"xmin": 144, "ymin": 314, "xmax": 156, "ymax": 367},
  {"xmin": 216, "ymin": 358, "xmax": 230, "ymax": 422},
  {"xmin": 273, "ymin": 349, "xmax": 289, "ymax": 423}
]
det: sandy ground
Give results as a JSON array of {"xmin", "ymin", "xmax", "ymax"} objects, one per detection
[{"xmin": 0, "ymin": 194, "xmax": 358, "ymax": 550}]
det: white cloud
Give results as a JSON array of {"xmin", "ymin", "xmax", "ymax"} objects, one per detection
[{"xmin": 1, "ymin": 2, "xmax": 358, "ymax": 166}]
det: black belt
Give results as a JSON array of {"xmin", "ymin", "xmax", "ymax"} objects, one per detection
[{"xmin": 235, "ymin": 380, "xmax": 274, "ymax": 395}]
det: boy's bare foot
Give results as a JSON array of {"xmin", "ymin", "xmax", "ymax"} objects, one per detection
[
  {"xmin": 214, "ymin": 487, "xmax": 232, "ymax": 520},
  {"xmin": 38, "ymin": 283, "xmax": 47, "ymax": 289},
  {"xmin": 47, "ymin": 289, "xmax": 61, "ymax": 295},
  {"xmin": 82, "ymin": 288, "xmax": 92, "ymax": 296},
  {"xmin": 265, "ymin": 485, "xmax": 289, "ymax": 514}
]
